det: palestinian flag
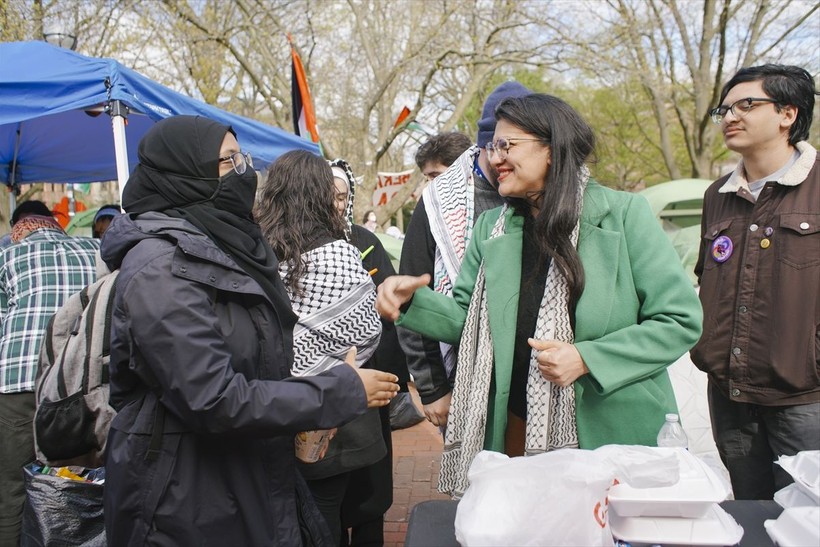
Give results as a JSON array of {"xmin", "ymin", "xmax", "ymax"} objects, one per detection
[{"xmin": 289, "ymin": 35, "xmax": 320, "ymax": 143}]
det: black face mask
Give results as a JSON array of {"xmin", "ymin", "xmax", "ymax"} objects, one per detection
[{"xmin": 212, "ymin": 169, "xmax": 258, "ymax": 218}]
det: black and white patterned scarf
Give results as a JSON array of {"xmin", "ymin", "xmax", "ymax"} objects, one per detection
[
  {"xmin": 280, "ymin": 239, "xmax": 381, "ymax": 376},
  {"xmin": 422, "ymin": 146, "xmax": 480, "ymax": 382},
  {"xmin": 439, "ymin": 171, "xmax": 588, "ymax": 498}
]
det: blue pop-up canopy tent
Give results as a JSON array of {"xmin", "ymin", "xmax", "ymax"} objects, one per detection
[{"xmin": 0, "ymin": 41, "xmax": 318, "ymax": 200}]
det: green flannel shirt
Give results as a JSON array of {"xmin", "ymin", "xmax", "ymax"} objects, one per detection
[{"xmin": 0, "ymin": 228, "xmax": 99, "ymax": 393}]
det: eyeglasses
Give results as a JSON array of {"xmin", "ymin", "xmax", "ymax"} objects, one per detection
[
  {"xmin": 709, "ymin": 97, "xmax": 779, "ymax": 125},
  {"xmin": 218, "ymin": 151, "xmax": 254, "ymax": 175},
  {"xmin": 485, "ymin": 137, "xmax": 543, "ymax": 161}
]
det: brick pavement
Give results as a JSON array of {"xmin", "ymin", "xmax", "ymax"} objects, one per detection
[{"xmin": 385, "ymin": 386, "xmax": 450, "ymax": 547}]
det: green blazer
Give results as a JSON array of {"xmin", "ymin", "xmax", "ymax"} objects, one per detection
[{"xmin": 399, "ymin": 181, "xmax": 703, "ymax": 451}]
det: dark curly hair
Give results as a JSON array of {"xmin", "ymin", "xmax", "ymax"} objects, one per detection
[{"xmin": 255, "ymin": 150, "xmax": 346, "ymax": 296}]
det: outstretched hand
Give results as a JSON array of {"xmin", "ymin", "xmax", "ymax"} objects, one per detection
[
  {"xmin": 375, "ymin": 274, "xmax": 431, "ymax": 321},
  {"xmin": 346, "ymin": 348, "xmax": 400, "ymax": 408},
  {"xmin": 528, "ymin": 338, "xmax": 589, "ymax": 387}
]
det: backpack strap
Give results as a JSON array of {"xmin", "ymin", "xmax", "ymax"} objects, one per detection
[
  {"xmin": 79, "ymin": 287, "xmax": 105, "ymax": 393},
  {"xmin": 55, "ymin": 286, "xmax": 90, "ymax": 399}
]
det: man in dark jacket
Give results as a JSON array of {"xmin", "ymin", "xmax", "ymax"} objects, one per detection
[{"xmin": 692, "ymin": 65, "xmax": 819, "ymax": 500}]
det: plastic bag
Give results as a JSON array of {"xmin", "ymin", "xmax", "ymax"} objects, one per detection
[
  {"xmin": 454, "ymin": 446, "xmax": 679, "ymax": 547},
  {"xmin": 20, "ymin": 463, "xmax": 106, "ymax": 547}
]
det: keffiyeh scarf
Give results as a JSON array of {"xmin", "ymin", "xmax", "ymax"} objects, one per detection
[
  {"xmin": 11, "ymin": 215, "xmax": 64, "ymax": 242},
  {"xmin": 439, "ymin": 171, "xmax": 589, "ymax": 498},
  {"xmin": 280, "ymin": 239, "xmax": 381, "ymax": 376},
  {"xmin": 422, "ymin": 146, "xmax": 479, "ymax": 381}
]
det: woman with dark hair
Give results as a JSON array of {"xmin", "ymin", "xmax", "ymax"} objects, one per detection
[
  {"xmin": 100, "ymin": 116, "xmax": 398, "ymax": 546},
  {"xmin": 257, "ymin": 150, "xmax": 385, "ymax": 545},
  {"xmin": 329, "ymin": 159, "xmax": 421, "ymax": 545},
  {"xmin": 376, "ymin": 94, "xmax": 703, "ymax": 496}
]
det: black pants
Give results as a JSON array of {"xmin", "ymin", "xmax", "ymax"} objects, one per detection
[
  {"xmin": 0, "ymin": 391, "xmax": 35, "ymax": 547},
  {"xmin": 708, "ymin": 383, "xmax": 820, "ymax": 500},
  {"xmin": 306, "ymin": 472, "xmax": 351, "ymax": 546}
]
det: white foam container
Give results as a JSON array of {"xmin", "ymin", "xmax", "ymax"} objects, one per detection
[
  {"xmin": 776, "ymin": 451, "xmax": 820, "ymax": 505},
  {"xmin": 610, "ymin": 503, "xmax": 744, "ymax": 546},
  {"xmin": 608, "ymin": 448, "xmax": 730, "ymax": 518},
  {"xmin": 764, "ymin": 506, "xmax": 820, "ymax": 547},
  {"xmin": 774, "ymin": 482, "xmax": 818, "ymax": 509}
]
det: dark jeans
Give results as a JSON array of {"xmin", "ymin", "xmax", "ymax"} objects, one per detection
[
  {"xmin": 708, "ymin": 383, "xmax": 820, "ymax": 500},
  {"xmin": 0, "ymin": 391, "xmax": 36, "ymax": 547}
]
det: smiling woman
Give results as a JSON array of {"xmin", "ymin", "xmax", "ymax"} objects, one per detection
[{"xmin": 375, "ymin": 93, "xmax": 703, "ymax": 497}]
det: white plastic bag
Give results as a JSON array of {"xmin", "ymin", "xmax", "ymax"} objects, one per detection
[{"xmin": 454, "ymin": 446, "xmax": 678, "ymax": 547}]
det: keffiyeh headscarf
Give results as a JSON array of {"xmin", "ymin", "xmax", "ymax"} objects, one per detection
[
  {"xmin": 11, "ymin": 215, "xmax": 64, "ymax": 242},
  {"xmin": 329, "ymin": 158, "xmax": 356, "ymax": 241}
]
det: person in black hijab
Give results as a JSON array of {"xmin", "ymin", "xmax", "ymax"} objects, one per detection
[{"xmin": 100, "ymin": 115, "xmax": 399, "ymax": 547}]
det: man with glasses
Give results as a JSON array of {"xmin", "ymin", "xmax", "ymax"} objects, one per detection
[
  {"xmin": 398, "ymin": 81, "xmax": 531, "ymax": 430},
  {"xmin": 692, "ymin": 64, "xmax": 819, "ymax": 500}
]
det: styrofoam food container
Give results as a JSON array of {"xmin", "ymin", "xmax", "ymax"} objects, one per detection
[
  {"xmin": 608, "ymin": 449, "xmax": 730, "ymax": 518},
  {"xmin": 776, "ymin": 451, "xmax": 820, "ymax": 505},
  {"xmin": 774, "ymin": 482, "xmax": 818, "ymax": 509},
  {"xmin": 610, "ymin": 503, "xmax": 743, "ymax": 546},
  {"xmin": 764, "ymin": 506, "xmax": 820, "ymax": 547}
]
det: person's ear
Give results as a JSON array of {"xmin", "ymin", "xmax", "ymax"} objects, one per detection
[{"xmin": 780, "ymin": 105, "xmax": 798, "ymax": 130}]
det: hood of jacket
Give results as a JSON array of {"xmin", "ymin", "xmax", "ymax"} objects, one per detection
[{"xmin": 100, "ymin": 211, "xmax": 240, "ymax": 273}]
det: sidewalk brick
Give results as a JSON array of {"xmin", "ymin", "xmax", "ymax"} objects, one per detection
[{"xmin": 384, "ymin": 385, "xmax": 450, "ymax": 547}]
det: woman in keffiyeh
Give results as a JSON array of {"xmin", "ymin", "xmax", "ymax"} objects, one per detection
[
  {"xmin": 256, "ymin": 150, "xmax": 384, "ymax": 544},
  {"xmin": 376, "ymin": 94, "xmax": 703, "ymax": 497}
]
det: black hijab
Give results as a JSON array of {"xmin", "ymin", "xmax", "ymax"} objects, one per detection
[{"xmin": 122, "ymin": 115, "xmax": 293, "ymax": 318}]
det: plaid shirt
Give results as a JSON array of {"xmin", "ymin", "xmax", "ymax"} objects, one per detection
[{"xmin": 0, "ymin": 228, "xmax": 99, "ymax": 393}]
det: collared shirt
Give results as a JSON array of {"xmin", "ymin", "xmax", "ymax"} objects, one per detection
[
  {"xmin": 0, "ymin": 228, "xmax": 99, "ymax": 393},
  {"xmin": 745, "ymin": 150, "xmax": 799, "ymax": 200}
]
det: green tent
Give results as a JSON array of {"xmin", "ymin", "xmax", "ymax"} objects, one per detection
[
  {"xmin": 375, "ymin": 233, "xmax": 403, "ymax": 271},
  {"xmin": 639, "ymin": 179, "xmax": 712, "ymax": 285},
  {"xmin": 64, "ymin": 206, "xmax": 101, "ymax": 237}
]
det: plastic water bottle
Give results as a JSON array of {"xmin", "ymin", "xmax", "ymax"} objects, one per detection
[{"xmin": 656, "ymin": 413, "xmax": 689, "ymax": 449}]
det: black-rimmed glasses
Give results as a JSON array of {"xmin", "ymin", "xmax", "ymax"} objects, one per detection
[
  {"xmin": 485, "ymin": 137, "xmax": 542, "ymax": 161},
  {"xmin": 709, "ymin": 97, "xmax": 780, "ymax": 125},
  {"xmin": 218, "ymin": 151, "xmax": 254, "ymax": 175}
]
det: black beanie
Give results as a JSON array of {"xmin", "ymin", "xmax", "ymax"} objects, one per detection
[{"xmin": 476, "ymin": 81, "xmax": 532, "ymax": 148}]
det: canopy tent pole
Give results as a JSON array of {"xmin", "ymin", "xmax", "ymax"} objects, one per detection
[{"xmin": 108, "ymin": 100, "xmax": 130, "ymax": 203}]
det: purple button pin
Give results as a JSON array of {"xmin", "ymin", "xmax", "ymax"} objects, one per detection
[
  {"xmin": 764, "ymin": 226, "xmax": 774, "ymax": 237},
  {"xmin": 711, "ymin": 235, "xmax": 733, "ymax": 263}
]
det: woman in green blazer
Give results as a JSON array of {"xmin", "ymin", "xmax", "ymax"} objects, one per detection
[{"xmin": 377, "ymin": 94, "xmax": 702, "ymax": 496}]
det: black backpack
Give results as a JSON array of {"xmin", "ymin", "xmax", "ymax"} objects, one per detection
[{"xmin": 34, "ymin": 271, "xmax": 119, "ymax": 468}]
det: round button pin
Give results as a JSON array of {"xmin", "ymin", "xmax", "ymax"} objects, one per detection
[
  {"xmin": 749, "ymin": 224, "xmax": 759, "ymax": 232},
  {"xmin": 800, "ymin": 222, "xmax": 810, "ymax": 230},
  {"xmin": 764, "ymin": 226, "xmax": 774, "ymax": 237},
  {"xmin": 711, "ymin": 235, "xmax": 733, "ymax": 263},
  {"xmin": 760, "ymin": 238, "xmax": 771, "ymax": 249}
]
